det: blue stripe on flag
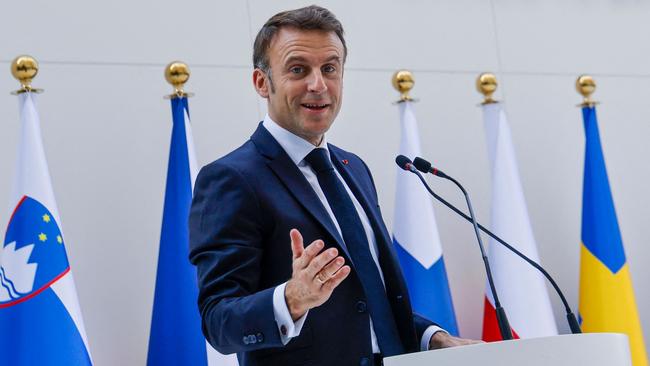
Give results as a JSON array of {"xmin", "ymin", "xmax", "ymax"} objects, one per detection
[
  {"xmin": 147, "ymin": 97, "xmax": 207, "ymax": 365},
  {"xmin": 581, "ymin": 106, "xmax": 626, "ymax": 273},
  {"xmin": 394, "ymin": 238, "xmax": 458, "ymax": 336},
  {"xmin": 0, "ymin": 287, "xmax": 91, "ymax": 366}
]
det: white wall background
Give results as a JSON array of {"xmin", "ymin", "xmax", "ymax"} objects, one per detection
[{"xmin": 1, "ymin": 0, "xmax": 649, "ymax": 364}]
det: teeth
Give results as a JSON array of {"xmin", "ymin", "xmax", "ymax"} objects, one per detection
[{"xmin": 304, "ymin": 104, "xmax": 327, "ymax": 108}]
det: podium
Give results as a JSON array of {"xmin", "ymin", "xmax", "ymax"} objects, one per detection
[{"xmin": 384, "ymin": 333, "xmax": 632, "ymax": 366}]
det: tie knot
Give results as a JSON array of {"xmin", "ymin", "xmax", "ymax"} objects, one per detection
[{"xmin": 304, "ymin": 148, "xmax": 334, "ymax": 173}]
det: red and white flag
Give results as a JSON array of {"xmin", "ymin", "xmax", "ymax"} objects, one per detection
[{"xmin": 480, "ymin": 102, "xmax": 558, "ymax": 340}]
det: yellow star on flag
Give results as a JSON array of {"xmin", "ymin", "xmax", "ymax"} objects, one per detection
[
  {"xmin": 38, "ymin": 233, "xmax": 47, "ymax": 242},
  {"xmin": 42, "ymin": 214, "xmax": 51, "ymax": 223},
  {"xmin": 57, "ymin": 235, "xmax": 63, "ymax": 244}
]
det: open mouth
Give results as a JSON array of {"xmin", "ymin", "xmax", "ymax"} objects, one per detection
[{"xmin": 301, "ymin": 103, "xmax": 330, "ymax": 111}]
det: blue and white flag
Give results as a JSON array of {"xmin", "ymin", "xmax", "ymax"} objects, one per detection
[
  {"xmin": 392, "ymin": 101, "xmax": 458, "ymax": 335},
  {"xmin": 147, "ymin": 97, "xmax": 237, "ymax": 366},
  {"xmin": 0, "ymin": 92, "xmax": 93, "ymax": 365}
]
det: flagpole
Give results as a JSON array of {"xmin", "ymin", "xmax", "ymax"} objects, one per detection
[
  {"xmin": 476, "ymin": 72, "xmax": 582, "ymax": 335},
  {"xmin": 10, "ymin": 55, "xmax": 44, "ymax": 95},
  {"xmin": 576, "ymin": 75, "xmax": 648, "ymax": 366},
  {"xmin": 4, "ymin": 54, "xmax": 93, "ymax": 365},
  {"xmin": 390, "ymin": 69, "xmax": 461, "ymax": 336}
]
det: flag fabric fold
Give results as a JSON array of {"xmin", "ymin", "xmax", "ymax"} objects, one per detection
[
  {"xmin": 147, "ymin": 97, "xmax": 237, "ymax": 366},
  {"xmin": 0, "ymin": 92, "xmax": 93, "ymax": 365},
  {"xmin": 480, "ymin": 102, "xmax": 557, "ymax": 341},
  {"xmin": 579, "ymin": 106, "xmax": 647, "ymax": 366},
  {"xmin": 392, "ymin": 101, "xmax": 458, "ymax": 335}
]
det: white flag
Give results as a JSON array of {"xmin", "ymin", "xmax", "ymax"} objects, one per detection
[
  {"xmin": 480, "ymin": 102, "xmax": 557, "ymax": 340},
  {"xmin": 0, "ymin": 92, "xmax": 93, "ymax": 365}
]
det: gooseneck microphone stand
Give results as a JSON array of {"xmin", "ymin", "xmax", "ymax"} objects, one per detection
[
  {"xmin": 395, "ymin": 155, "xmax": 514, "ymax": 340},
  {"xmin": 405, "ymin": 155, "xmax": 582, "ymax": 335}
]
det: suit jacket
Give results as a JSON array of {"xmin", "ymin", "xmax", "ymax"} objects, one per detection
[{"xmin": 189, "ymin": 123, "xmax": 434, "ymax": 366}]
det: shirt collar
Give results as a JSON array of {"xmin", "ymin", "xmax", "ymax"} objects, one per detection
[{"xmin": 263, "ymin": 114, "xmax": 329, "ymax": 166}]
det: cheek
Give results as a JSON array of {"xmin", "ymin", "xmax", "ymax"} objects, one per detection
[{"xmin": 330, "ymin": 81, "xmax": 343, "ymax": 99}]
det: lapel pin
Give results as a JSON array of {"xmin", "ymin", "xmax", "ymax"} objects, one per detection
[{"xmin": 342, "ymin": 159, "xmax": 349, "ymax": 165}]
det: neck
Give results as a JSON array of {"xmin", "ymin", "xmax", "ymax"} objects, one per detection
[{"xmin": 267, "ymin": 112, "xmax": 324, "ymax": 147}]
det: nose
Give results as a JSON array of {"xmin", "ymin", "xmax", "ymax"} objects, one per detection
[{"xmin": 307, "ymin": 70, "xmax": 327, "ymax": 94}]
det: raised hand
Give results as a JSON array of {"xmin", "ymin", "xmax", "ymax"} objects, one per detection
[{"xmin": 284, "ymin": 228, "xmax": 351, "ymax": 321}]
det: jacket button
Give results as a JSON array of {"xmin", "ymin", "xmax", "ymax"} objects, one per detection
[
  {"xmin": 360, "ymin": 357, "xmax": 371, "ymax": 366},
  {"xmin": 356, "ymin": 300, "xmax": 367, "ymax": 313},
  {"xmin": 256, "ymin": 332, "xmax": 264, "ymax": 343}
]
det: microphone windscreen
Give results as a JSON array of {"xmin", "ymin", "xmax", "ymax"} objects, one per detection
[
  {"xmin": 413, "ymin": 157, "xmax": 432, "ymax": 173},
  {"xmin": 395, "ymin": 155, "xmax": 412, "ymax": 170}
]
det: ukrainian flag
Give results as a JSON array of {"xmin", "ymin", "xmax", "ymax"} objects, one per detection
[{"xmin": 579, "ymin": 106, "xmax": 648, "ymax": 366}]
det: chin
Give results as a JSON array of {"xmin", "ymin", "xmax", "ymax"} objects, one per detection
[{"xmin": 303, "ymin": 122, "xmax": 332, "ymax": 135}]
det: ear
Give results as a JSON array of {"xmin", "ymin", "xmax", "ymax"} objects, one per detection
[{"xmin": 253, "ymin": 68, "xmax": 270, "ymax": 98}]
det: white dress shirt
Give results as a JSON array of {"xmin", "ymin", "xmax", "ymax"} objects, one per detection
[{"xmin": 264, "ymin": 115, "xmax": 445, "ymax": 353}]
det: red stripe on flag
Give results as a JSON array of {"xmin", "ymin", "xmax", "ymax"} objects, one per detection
[{"xmin": 482, "ymin": 297, "xmax": 520, "ymax": 341}]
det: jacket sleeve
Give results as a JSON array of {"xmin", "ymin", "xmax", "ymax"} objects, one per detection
[
  {"xmin": 189, "ymin": 161, "xmax": 283, "ymax": 354},
  {"xmin": 413, "ymin": 313, "xmax": 436, "ymax": 341}
]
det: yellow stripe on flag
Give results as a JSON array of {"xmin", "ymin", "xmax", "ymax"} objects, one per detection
[{"xmin": 579, "ymin": 244, "xmax": 648, "ymax": 366}]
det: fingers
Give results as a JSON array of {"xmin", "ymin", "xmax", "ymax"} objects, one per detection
[
  {"xmin": 292, "ymin": 233, "xmax": 326, "ymax": 271},
  {"xmin": 321, "ymin": 265, "xmax": 351, "ymax": 292},
  {"xmin": 299, "ymin": 239, "xmax": 325, "ymax": 268},
  {"xmin": 316, "ymin": 256, "xmax": 345, "ymax": 282},
  {"xmin": 290, "ymin": 229, "xmax": 304, "ymax": 260},
  {"xmin": 305, "ymin": 247, "xmax": 339, "ymax": 278}
]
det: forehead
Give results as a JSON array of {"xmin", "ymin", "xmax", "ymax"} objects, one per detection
[{"xmin": 268, "ymin": 27, "xmax": 344, "ymax": 64}]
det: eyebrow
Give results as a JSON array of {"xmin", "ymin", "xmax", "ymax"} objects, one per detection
[{"xmin": 283, "ymin": 55, "xmax": 342, "ymax": 66}]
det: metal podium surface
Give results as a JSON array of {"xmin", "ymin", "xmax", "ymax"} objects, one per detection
[{"xmin": 384, "ymin": 333, "xmax": 632, "ymax": 366}]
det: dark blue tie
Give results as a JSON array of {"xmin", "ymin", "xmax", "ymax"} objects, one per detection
[{"xmin": 304, "ymin": 148, "xmax": 404, "ymax": 356}]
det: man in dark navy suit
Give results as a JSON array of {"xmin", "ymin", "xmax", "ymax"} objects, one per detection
[{"xmin": 189, "ymin": 5, "xmax": 479, "ymax": 366}]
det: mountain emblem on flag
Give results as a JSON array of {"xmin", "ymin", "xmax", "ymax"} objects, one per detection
[{"xmin": 1, "ymin": 196, "xmax": 70, "ymax": 307}]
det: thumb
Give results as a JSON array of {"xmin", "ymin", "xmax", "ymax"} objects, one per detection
[{"xmin": 290, "ymin": 228, "xmax": 304, "ymax": 260}]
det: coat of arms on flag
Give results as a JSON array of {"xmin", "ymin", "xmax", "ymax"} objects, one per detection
[{"xmin": 1, "ymin": 196, "xmax": 69, "ymax": 306}]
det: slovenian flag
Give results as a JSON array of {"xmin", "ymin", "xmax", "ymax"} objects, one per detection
[
  {"xmin": 392, "ymin": 101, "xmax": 458, "ymax": 335},
  {"xmin": 0, "ymin": 92, "xmax": 93, "ymax": 365},
  {"xmin": 578, "ymin": 105, "xmax": 647, "ymax": 366},
  {"xmin": 147, "ymin": 97, "xmax": 237, "ymax": 366},
  {"xmin": 480, "ymin": 102, "xmax": 557, "ymax": 341}
]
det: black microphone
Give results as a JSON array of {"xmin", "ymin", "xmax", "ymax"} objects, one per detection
[
  {"xmin": 396, "ymin": 155, "xmax": 514, "ymax": 340},
  {"xmin": 413, "ymin": 157, "xmax": 449, "ymax": 179},
  {"xmin": 395, "ymin": 155, "xmax": 417, "ymax": 173},
  {"xmin": 411, "ymin": 156, "xmax": 581, "ymax": 335}
]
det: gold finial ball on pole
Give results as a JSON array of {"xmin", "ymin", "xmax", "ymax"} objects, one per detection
[
  {"xmin": 392, "ymin": 70, "xmax": 415, "ymax": 102},
  {"xmin": 576, "ymin": 75, "xmax": 596, "ymax": 106},
  {"xmin": 164, "ymin": 61, "xmax": 193, "ymax": 98},
  {"xmin": 10, "ymin": 55, "xmax": 43, "ymax": 94},
  {"xmin": 476, "ymin": 72, "xmax": 498, "ymax": 104}
]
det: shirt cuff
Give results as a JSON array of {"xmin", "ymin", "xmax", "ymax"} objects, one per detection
[
  {"xmin": 421, "ymin": 325, "xmax": 448, "ymax": 351},
  {"xmin": 273, "ymin": 282, "xmax": 308, "ymax": 345}
]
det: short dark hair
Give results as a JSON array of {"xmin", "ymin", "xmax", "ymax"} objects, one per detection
[{"xmin": 253, "ymin": 5, "xmax": 347, "ymax": 74}]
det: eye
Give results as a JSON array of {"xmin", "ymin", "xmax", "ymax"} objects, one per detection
[
  {"xmin": 322, "ymin": 64, "xmax": 336, "ymax": 73},
  {"xmin": 289, "ymin": 66, "xmax": 304, "ymax": 74}
]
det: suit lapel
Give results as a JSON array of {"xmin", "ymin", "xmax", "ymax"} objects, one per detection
[{"xmin": 250, "ymin": 124, "xmax": 350, "ymax": 259}]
